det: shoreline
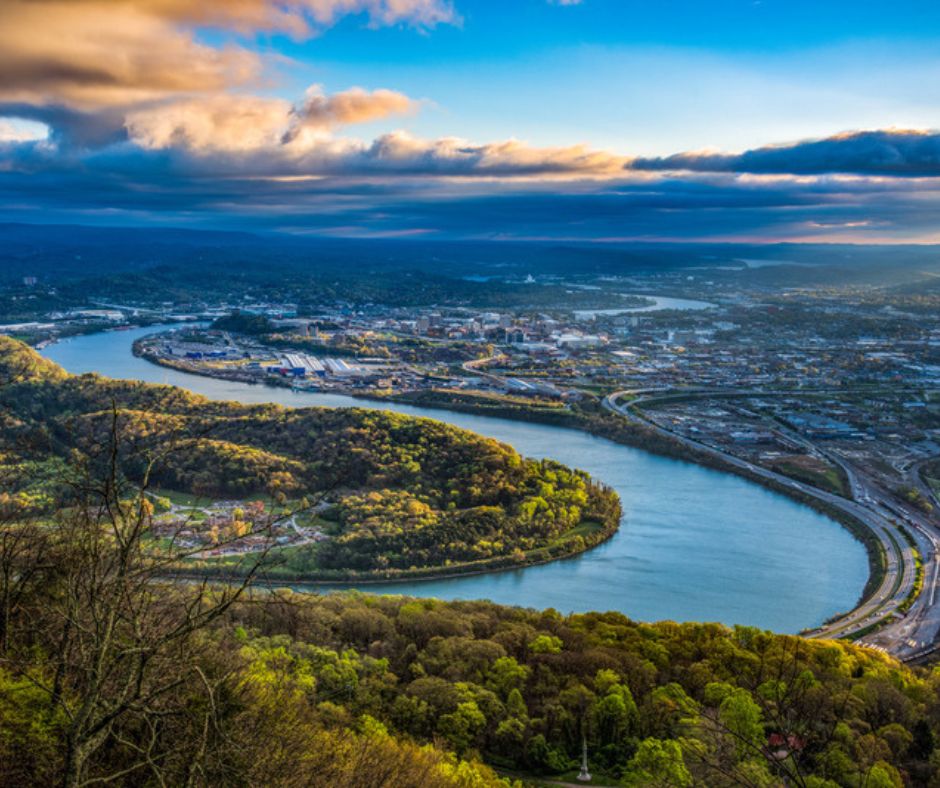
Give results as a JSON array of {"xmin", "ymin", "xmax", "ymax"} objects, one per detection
[
  {"xmin": 133, "ymin": 336, "xmax": 884, "ymax": 615},
  {"xmin": 43, "ymin": 326, "xmax": 877, "ymax": 632},
  {"xmin": 170, "ymin": 523, "xmax": 620, "ymax": 589},
  {"xmin": 371, "ymin": 388, "xmax": 887, "ymax": 613}
]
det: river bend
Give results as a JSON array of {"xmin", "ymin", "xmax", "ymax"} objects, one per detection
[{"xmin": 42, "ymin": 326, "xmax": 867, "ymax": 633}]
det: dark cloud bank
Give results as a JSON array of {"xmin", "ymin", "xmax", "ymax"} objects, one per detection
[
  {"xmin": 4, "ymin": 121, "xmax": 940, "ymax": 241},
  {"xmin": 630, "ymin": 130, "xmax": 940, "ymax": 178}
]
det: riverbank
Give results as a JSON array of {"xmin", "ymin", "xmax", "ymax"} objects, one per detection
[
  {"xmin": 370, "ymin": 388, "xmax": 887, "ymax": 610},
  {"xmin": 136, "ymin": 340, "xmax": 886, "ymax": 611},
  {"xmin": 170, "ymin": 520, "xmax": 620, "ymax": 587},
  {"xmin": 33, "ymin": 335, "xmax": 624, "ymax": 586},
  {"xmin": 43, "ymin": 325, "xmax": 869, "ymax": 632}
]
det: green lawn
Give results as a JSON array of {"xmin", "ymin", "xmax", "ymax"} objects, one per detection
[
  {"xmin": 150, "ymin": 488, "xmax": 210, "ymax": 508},
  {"xmin": 548, "ymin": 520, "xmax": 606, "ymax": 549},
  {"xmin": 771, "ymin": 460, "xmax": 847, "ymax": 497}
]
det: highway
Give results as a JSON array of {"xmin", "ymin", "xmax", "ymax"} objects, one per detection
[{"xmin": 604, "ymin": 389, "xmax": 940, "ymax": 660}]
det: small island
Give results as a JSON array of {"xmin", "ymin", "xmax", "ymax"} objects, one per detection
[{"xmin": 0, "ymin": 337, "xmax": 621, "ymax": 582}]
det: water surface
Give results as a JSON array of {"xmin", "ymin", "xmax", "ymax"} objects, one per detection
[
  {"xmin": 573, "ymin": 294, "xmax": 715, "ymax": 319},
  {"xmin": 43, "ymin": 326, "xmax": 867, "ymax": 632}
]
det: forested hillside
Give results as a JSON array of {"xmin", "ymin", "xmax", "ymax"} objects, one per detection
[
  {"xmin": 2, "ymin": 517, "xmax": 938, "ymax": 787},
  {"xmin": 229, "ymin": 593, "xmax": 939, "ymax": 787},
  {"xmin": 0, "ymin": 337, "xmax": 619, "ymax": 578}
]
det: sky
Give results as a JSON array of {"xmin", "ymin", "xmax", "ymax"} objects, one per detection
[{"xmin": 4, "ymin": 0, "xmax": 940, "ymax": 243}]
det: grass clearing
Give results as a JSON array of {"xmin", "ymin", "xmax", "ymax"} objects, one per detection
[
  {"xmin": 549, "ymin": 520, "xmax": 606, "ymax": 548},
  {"xmin": 771, "ymin": 456, "xmax": 848, "ymax": 496}
]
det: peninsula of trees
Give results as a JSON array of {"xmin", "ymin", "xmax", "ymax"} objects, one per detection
[{"xmin": 0, "ymin": 337, "xmax": 620, "ymax": 580}]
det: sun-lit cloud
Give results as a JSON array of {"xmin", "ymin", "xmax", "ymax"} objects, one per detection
[
  {"xmin": 0, "ymin": 0, "xmax": 627, "ymax": 181},
  {"xmin": 348, "ymin": 133, "xmax": 626, "ymax": 176},
  {"xmin": 0, "ymin": 0, "xmax": 456, "ymax": 114},
  {"xmin": 125, "ymin": 86, "xmax": 418, "ymax": 153},
  {"xmin": 125, "ymin": 95, "xmax": 294, "ymax": 154},
  {"xmin": 0, "ymin": 2, "xmax": 259, "ymax": 111},
  {"xmin": 118, "ymin": 82, "xmax": 623, "ymax": 177},
  {"xmin": 286, "ymin": 86, "xmax": 418, "ymax": 137},
  {"xmin": 122, "ymin": 120, "xmax": 626, "ymax": 177},
  {"xmin": 135, "ymin": 0, "xmax": 460, "ymax": 35}
]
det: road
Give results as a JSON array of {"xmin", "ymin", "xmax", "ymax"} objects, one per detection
[
  {"xmin": 604, "ymin": 389, "xmax": 940, "ymax": 660},
  {"xmin": 767, "ymin": 420, "xmax": 940, "ymax": 654}
]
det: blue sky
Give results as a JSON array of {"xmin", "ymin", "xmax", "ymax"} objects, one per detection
[
  {"xmin": 268, "ymin": 0, "xmax": 940, "ymax": 150},
  {"xmin": 3, "ymin": 0, "xmax": 940, "ymax": 243},
  {"xmin": 231, "ymin": 1, "xmax": 940, "ymax": 152}
]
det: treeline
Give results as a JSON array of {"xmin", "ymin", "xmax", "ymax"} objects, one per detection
[
  {"xmin": 210, "ymin": 311, "xmax": 275, "ymax": 335},
  {"xmin": 229, "ymin": 591, "xmax": 940, "ymax": 786},
  {"xmin": 0, "ymin": 338, "xmax": 620, "ymax": 578}
]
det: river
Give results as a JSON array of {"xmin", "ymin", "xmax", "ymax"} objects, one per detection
[
  {"xmin": 572, "ymin": 294, "xmax": 716, "ymax": 320},
  {"xmin": 42, "ymin": 326, "xmax": 868, "ymax": 633}
]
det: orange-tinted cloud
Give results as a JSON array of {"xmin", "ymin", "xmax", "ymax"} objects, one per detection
[
  {"xmin": 125, "ymin": 87, "xmax": 417, "ymax": 153},
  {"xmin": 122, "ymin": 107, "xmax": 628, "ymax": 176},
  {"xmin": 357, "ymin": 132, "xmax": 627, "ymax": 176},
  {"xmin": 125, "ymin": 95, "xmax": 293, "ymax": 153},
  {"xmin": 3, "ymin": 0, "xmax": 629, "ymax": 181},
  {"xmin": 109, "ymin": 0, "xmax": 458, "ymax": 35},
  {"xmin": 0, "ymin": 0, "xmax": 456, "ymax": 111},
  {"xmin": 292, "ymin": 86, "xmax": 417, "ymax": 131},
  {"xmin": 0, "ymin": 4, "xmax": 260, "ymax": 112}
]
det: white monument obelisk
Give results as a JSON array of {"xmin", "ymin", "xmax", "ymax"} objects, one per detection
[{"xmin": 577, "ymin": 735, "xmax": 591, "ymax": 782}]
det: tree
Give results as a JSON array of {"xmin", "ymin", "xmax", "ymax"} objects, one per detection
[
  {"xmin": 438, "ymin": 700, "xmax": 486, "ymax": 755},
  {"xmin": 718, "ymin": 688, "xmax": 765, "ymax": 759},
  {"xmin": 529, "ymin": 634, "xmax": 562, "ymax": 654},
  {"xmin": 486, "ymin": 656, "xmax": 530, "ymax": 698},
  {"xmin": 624, "ymin": 738, "xmax": 693, "ymax": 787},
  {"xmin": 910, "ymin": 718, "xmax": 935, "ymax": 760},
  {"xmin": 0, "ymin": 407, "xmax": 295, "ymax": 786}
]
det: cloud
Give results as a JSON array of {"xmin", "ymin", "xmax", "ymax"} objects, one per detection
[
  {"xmin": 0, "ymin": 0, "xmax": 621, "ymax": 181},
  {"xmin": 120, "ymin": 85, "xmax": 624, "ymax": 175},
  {"xmin": 124, "ymin": 86, "xmax": 416, "ymax": 153},
  {"xmin": 0, "ymin": 119, "xmax": 48, "ymax": 144},
  {"xmin": 6, "ymin": 113, "xmax": 940, "ymax": 244},
  {"xmin": 0, "ymin": 2, "xmax": 260, "ymax": 111},
  {"xmin": 0, "ymin": 0, "xmax": 456, "ymax": 113},
  {"xmin": 347, "ymin": 133, "xmax": 626, "ymax": 176},
  {"xmin": 126, "ymin": 123, "xmax": 627, "ymax": 176},
  {"xmin": 135, "ymin": 0, "xmax": 459, "ymax": 35},
  {"xmin": 630, "ymin": 129, "xmax": 940, "ymax": 177},
  {"xmin": 4, "ymin": 1, "xmax": 940, "ymax": 244},
  {"xmin": 290, "ymin": 86, "xmax": 417, "ymax": 131},
  {"xmin": 125, "ymin": 95, "xmax": 294, "ymax": 153},
  {"xmin": 4, "ymin": 145, "xmax": 937, "ymax": 243}
]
